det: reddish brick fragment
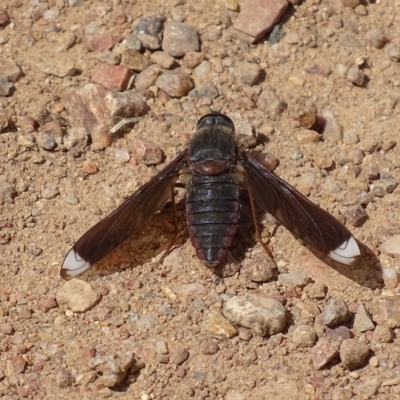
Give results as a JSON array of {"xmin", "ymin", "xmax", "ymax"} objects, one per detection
[
  {"xmin": 86, "ymin": 33, "xmax": 122, "ymax": 52},
  {"xmin": 91, "ymin": 63, "xmax": 133, "ymax": 91},
  {"xmin": 232, "ymin": 0, "xmax": 289, "ymax": 43}
]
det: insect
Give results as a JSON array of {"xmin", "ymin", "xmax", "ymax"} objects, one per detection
[{"xmin": 61, "ymin": 113, "xmax": 361, "ymax": 278}]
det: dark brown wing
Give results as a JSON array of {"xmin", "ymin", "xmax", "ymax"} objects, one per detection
[
  {"xmin": 61, "ymin": 152, "xmax": 186, "ymax": 279},
  {"xmin": 238, "ymin": 149, "xmax": 361, "ymax": 265}
]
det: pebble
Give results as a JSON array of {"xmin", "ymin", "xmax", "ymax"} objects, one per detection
[
  {"xmin": 341, "ymin": 187, "xmax": 367, "ymax": 206},
  {"xmin": 182, "ymin": 52, "xmax": 205, "ymax": 69},
  {"xmin": 0, "ymin": 8, "xmax": 10, "ymax": 28},
  {"xmin": 256, "ymin": 87, "xmax": 287, "ymax": 116},
  {"xmin": 364, "ymin": 28, "xmax": 388, "ymax": 49},
  {"xmin": 232, "ymin": 0, "xmax": 289, "ymax": 43},
  {"xmin": 353, "ymin": 304, "xmax": 375, "ymax": 333},
  {"xmin": 0, "ymin": 76, "xmax": 13, "ymax": 96},
  {"xmin": 188, "ymin": 83, "xmax": 219, "ymax": 99},
  {"xmin": 347, "ymin": 65, "xmax": 366, "ymax": 87},
  {"xmin": 370, "ymin": 179, "xmax": 397, "ymax": 197},
  {"xmin": 150, "ymin": 51, "xmax": 175, "ymax": 69},
  {"xmin": 63, "ymin": 194, "xmax": 79, "ymax": 205},
  {"xmin": 86, "ymin": 33, "xmax": 122, "ymax": 52},
  {"xmin": 371, "ymin": 296, "xmax": 400, "ymax": 328},
  {"xmin": 137, "ymin": 313, "xmax": 157, "ymax": 330},
  {"xmin": 56, "ymin": 279, "xmax": 101, "ymax": 312},
  {"xmin": 233, "ymin": 62, "xmax": 262, "ymax": 86},
  {"xmin": 242, "ymin": 256, "xmax": 276, "ymax": 282},
  {"xmin": 278, "ymin": 271, "xmax": 311, "ymax": 288},
  {"xmin": 201, "ymin": 310, "xmax": 238, "ymax": 339},
  {"xmin": 292, "ymin": 301, "xmax": 320, "ymax": 323},
  {"xmin": 372, "ymin": 325, "xmax": 393, "ymax": 344},
  {"xmin": 340, "ymin": 339, "xmax": 369, "ymax": 370},
  {"xmin": 341, "ymin": 0, "xmax": 361, "ymax": 8},
  {"xmin": 135, "ymin": 15, "xmax": 165, "ymax": 50},
  {"xmin": 201, "ymin": 341, "xmax": 219, "ymax": 355},
  {"xmin": 35, "ymin": 131, "xmax": 57, "ymax": 150},
  {"xmin": 192, "ymin": 60, "xmax": 212, "ymax": 79},
  {"xmin": 342, "ymin": 129, "xmax": 359, "ymax": 145},
  {"xmin": 63, "ymin": 127, "xmax": 88, "ymax": 150},
  {"xmin": 91, "ymin": 63, "xmax": 133, "ymax": 91},
  {"xmin": 387, "ymin": 44, "xmax": 400, "ymax": 62},
  {"xmin": 343, "ymin": 205, "xmax": 368, "ymax": 227},
  {"xmin": 55, "ymin": 368, "xmax": 73, "ymax": 388},
  {"xmin": 134, "ymin": 64, "xmax": 162, "ymax": 90},
  {"xmin": 380, "ymin": 235, "xmax": 400, "ymax": 256},
  {"xmin": 37, "ymin": 297, "xmax": 58, "ymax": 312},
  {"xmin": 322, "ymin": 297, "xmax": 349, "ymax": 327},
  {"xmin": 131, "ymin": 138, "xmax": 163, "ymax": 165},
  {"xmin": 326, "ymin": 325, "xmax": 351, "ymax": 341},
  {"xmin": 291, "ymin": 325, "xmax": 317, "ymax": 348},
  {"xmin": 173, "ymin": 282, "xmax": 206, "ymax": 297},
  {"xmin": 311, "ymin": 339, "xmax": 339, "ymax": 369},
  {"xmin": 114, "ymin": 148, "xmax": 130, "ymax": 164},
  {"xmin": 223, "ymin": 294, "xmax": 286, "ymax": 337},
  {"xmin": 171, "ymin": 349, "xmax": 189, "ymax": 365},
  {"xmin": 121, "ymin": 49, "xmax": 151, "ymax": 72},
  {"xmin": 41, "ymin": 184, "xmax": 60, "ymax": 200},
  {"xmin": 382, "ymin": 267, "xmax": 399, "ymax": 289},
  {"xmin": 69, "ymin": 0, "xmax": 86, "ymax": 6},
  {"xmin": 89, "ymin": 351, "xmax": 137, "ymax": 387},
  {"xmin": 125, "ymin": 35, "xmax": 142, "ymax": 51},
  {"xmin": 162, "ymin": 22, "xmax": 200, "ymax": 57},
  {"xmin": 155, "ymin": 70, "xmax": 193, "ymax": 97},
  {"xmin": 0, "ymin": 58, "xmax": 23, "ymax": 83}
]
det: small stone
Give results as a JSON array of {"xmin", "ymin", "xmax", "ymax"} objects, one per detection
[
  {"xmin": 35, "ymin": 131, "xmax": 57, "ymax": 150},
  {"xmin": 341, "ymin": 0, "xmax": 361, "ymax": 7},
  {"xmin": 171, "ymin": 349, "xmax": 189, "ymax": 365},
  {"xmin": 173, "ymin": 283, "xmax": 206, "ymax": 297},
  {"xmin": 201, "ymin": 341, "xmax": 219, "ymax": 355},
  {"xmin": 162, "ymin": 22, "xmax": 200, "ymax": 57},
  {"xmin": 278, "ymin": 271, "xmax": 311, "ymax": 288},
  {"xmin": 155, "ymin": 70, "xmax": 193, "ymax": 97},
  {"xmin": 201, "ymin": 310, "xmax": 238, "ymax": 339},
  {"xmin": 326, "ymin": 326, "xmax": 352, "ymax": 341},
  {"xmin": 256, "ymin": 87, "xmax": 286, "ymax": 116},
  {"xmin": 137, "ymin": 313, "xmax": 157, "ymax": 330},
  {"xmin": 63, "ymin": 194, "xmax": 79, "ymax": 205},
  {"xmin": 242, "ymin": 256, "xmax": 276, "ymax": 282},
  {"xmin": 343, "ymin": 205, "xmax": 368, "ymax": 227},
  {"xmin": 364, "ymin": 28, "xmax": 388, "ymax": 49},
  {"xmin": 134, "ymin": 14, "xmax": 165, "ymax": 50},
  {"xmin": 233, "ymin": 62, "xmax": 262, "ymax": 86},
  {"xmin": 295, "ymin": 129, "xmax": 320, "ymax": 144},
  {"xmin": 64, "ymin": 127, "xmax": 88, "ymax": 150},
  {"xmin": 83, "ymin": 161, "xmax": 98, "ymax": 175},
  {"xmin": 353, "ymin": 304, "xmax": 375, "ymax": 333},
  {"xmin": 86, "ymin": 33, "xmax": 122, "ymax": 52},
  {"xmin": 40, "ymin": 120, "xmax": 63, "ymax": 145},
  {"xmin": 89, "ymin": 351, "xmax": 137, "ymax": 387},
  {"xmin": 223, "ymin": 294, "xmax": 286, "ymax": 337},
  {"xmin": 372, "ymin": 325, "xmax": 393, "ymax": 344},
  {"xmin": 192, "ymin": 60, "xmax": 211, "ymax": 79},
  {"xmin": 32, "ymin": 3, "xmax": 48, "ymax": 21},
  {"xmin": 257, "ymin": 152, "xmax": 278, "ymax": 171},
  {"xmin": 322, "ymin": 297, "xmax": 349, "ymax": 327},
  {"xmin": 56, "ymin": 279, "xmax": 101, "ymax": 312},
  {"xmin": 41, "ymin": 184, "xmax": 60, "ymax": 200},
  {"xmin": 1, "ymin": 322, "xmax": 14, "ymax": 335},
  {"xmin": 134, "ymin": 64, "xmax": 162, "ymax": 90},
  {"xmin": 291, "ymin": 325, "xmax": 317, "ymax": 348},
  {"xmin": 150, "ymin": 51, "xmax": 175, "ymax": 69},
  {"xmin": 0, "ymin": 181, "xmax": 16, "ymax": 205},
  {"xmin": 370, "ymin": 179, "xmax": 397, "ymax": 197},
  {"xmin": 0, "ymin": 8, "xmax": 10, "ymax": 27},
  {"xmin": 342, "ymin": 129, "xmax": 359, "ymax": 145},
  {"xmin": 340, "ymin": 339, "xmax": 369, "ymax": 370},
  {"xmin": 188, "ymin": 83, "xmax": 219, "ymax": 99},
  {"xmin": 131, "ymin": 138, "xmax": 163, "ymax": 165},
  {"xmin": 115, "ymin": 149, "xmax": 130, "ymax": 164},
  {"xmin": 12, "ymin": 356, "xmax": 27, "ymax": 373},
  {"xmin": 182, "ymin": 52, "xmax": 205, "ymax": 69},
  {"xmin": 292, "ymin": 301, "xmax": 320, "ymax": 323},
  {"xmin": 387, "ymin": 44, "xmax": 400, "ymax": 62},
  {"xmin": 371, "ymin": 296, "xmax": 400, "ymax": 328},
  {"xmin": 382, "ymin": 267, "xmax": 399, "ymax": 289},
  {"xmin": 91, "ymin": 63, "xmax": 133, "ymax": 91},
  {"xmin": 0, "ymin": 76, "xmax": 13, "ymax": 96},
  {"xmin": 55, "ymin": 368, "xmax": 73, "ymax": 388},
  {"xmin": 311, "ymin": 339, "xmax": 339, "ymax": 369},
  {"xmin": 347, "ymin": 65, "xmax": 366, "ymax": 87},
  {"xmin": 125, "ymin": 35, "xmax": 142, "ymax": 51},
  {"xmin": 341, "ymin": 187, "xmax": 367, "ymax": 206},
  {"xmin": 121, "ymin": 50, "xmax": 151, "ymax": 72},
  {"xmin": 0, "ymin": 58, "xmax": 23, "ymax": 83},
  {"xmin": 37, "ymin": 297, "xmax": 58, "ymax": 312},
  {"xmin": 232, "ymin": 0, "xmax": 289, "ymax": 43}
]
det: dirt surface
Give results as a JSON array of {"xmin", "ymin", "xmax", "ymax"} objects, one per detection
[{"xmin": 1, "ymin": 0, "xmax": 400, "ymax": 399}]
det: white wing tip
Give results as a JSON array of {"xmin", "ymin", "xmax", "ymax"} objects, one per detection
[
  {"xmin": 61, "ymin": 249, "xmax": 92, "ymax": 279},
  {"xmin": 328, "ymin": 236, "xmax": 361, "ymax": 266}
]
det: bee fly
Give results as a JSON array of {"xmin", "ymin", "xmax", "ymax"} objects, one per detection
[{"xmin": 62, "ymin": 113, "xmax": 361, "ymax": 278}]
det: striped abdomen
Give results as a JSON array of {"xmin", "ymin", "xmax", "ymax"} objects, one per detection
[{"xmin": 186, "ymin": 173, "xmax": 240, "ymax": 266}]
